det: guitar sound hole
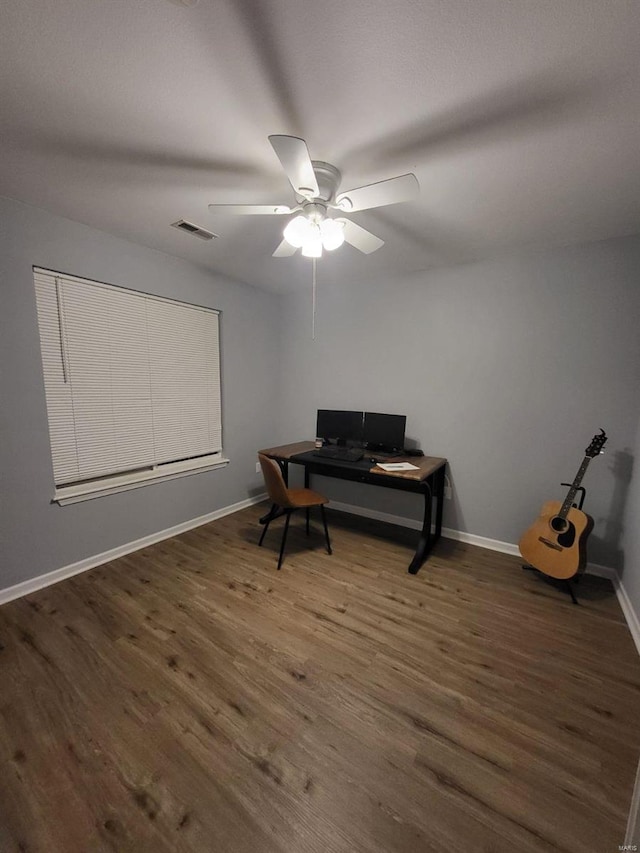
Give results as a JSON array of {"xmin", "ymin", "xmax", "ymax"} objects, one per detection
[
  {"xmin": 558, "ymin": 522, "xmax": 576, "ymax": 548},
  {"xmin": 550, "ymin": 516, "xmax": 568, "ymax": 533}
]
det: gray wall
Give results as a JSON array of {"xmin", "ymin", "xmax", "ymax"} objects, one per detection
[
  {"xmin": 623, "ymin": 413, "xmax": 640, "ymax": 846},
  {"xmin": 622, "ymin": 412, "xmax": 640, "ymax": 622},
  {"xmin": 278, "ymin": 235, "xmax": 640, "ymax": 576},
  {"xmin": 0, "ymin": 195, "xmax": 284, "ymax": 589}
]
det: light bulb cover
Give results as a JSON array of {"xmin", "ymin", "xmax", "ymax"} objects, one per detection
[
  {"xmin": 302, "ymin": 225, "xmax": 323, "ymax": 257},
  {"xmin": 283, "ymin": 215, "xmax": 312, "ymax": 248},
  {"xmin": 320, "ymin": 218, "xmax": 345, "ymax": 251},
  {"xmin": 302, "ymin": 241, "xmax": 322, "ymax": 258}
]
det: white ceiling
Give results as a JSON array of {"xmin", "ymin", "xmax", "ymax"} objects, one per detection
[{"xmin": 2, "ymin": 0, "xmax": 640, "ymax": 293}]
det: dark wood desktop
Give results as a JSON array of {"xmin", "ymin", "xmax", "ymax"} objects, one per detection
[{"xmin": 258, "ymin": 441, "xmax": 447, "ymax": 574}]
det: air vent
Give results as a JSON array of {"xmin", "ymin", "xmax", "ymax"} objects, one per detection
[{"xmin": 171, "ymin": 220, "xmax": 217, "ymax": 241}]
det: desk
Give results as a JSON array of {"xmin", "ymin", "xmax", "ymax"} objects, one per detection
[{"xmin": 258, "ymin": 441, "xmax": 447, "ymax": 574}]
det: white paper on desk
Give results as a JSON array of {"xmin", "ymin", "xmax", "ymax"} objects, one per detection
[{"xmin": 376, "ymin": 462, "xmax": 420, "ymax": 471}]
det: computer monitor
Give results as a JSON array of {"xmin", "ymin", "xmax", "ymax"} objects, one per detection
[
  {"xmin": 363, "ymin": 411, "xmax": 406, "ymax": 453},
  {"xmin": 316, "ymin": 410, "xmax": 364, "ymax": 445}
]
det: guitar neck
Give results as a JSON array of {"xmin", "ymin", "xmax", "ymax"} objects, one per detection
[{"xmin": 559, "ymin": 456, "xmax": 592, "ymax": 518}]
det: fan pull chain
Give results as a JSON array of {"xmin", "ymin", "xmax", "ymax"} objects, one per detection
[{"xmin": 312, "ymin": 257, "xmax": 317, "ymax": 340}]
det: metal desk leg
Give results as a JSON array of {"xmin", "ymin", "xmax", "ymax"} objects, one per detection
[
  {"xmin": 408, "ymin": 480, "xmax": 433, "ymax": 574},
  {"xmin": 433, "ymin": 466, "xmax": 445, "ymax": 542}
]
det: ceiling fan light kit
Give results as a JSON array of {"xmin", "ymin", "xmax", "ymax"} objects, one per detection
[
  {"xmin": 208, "ymin": 135, "xmax": 419, "ymax": 259},
  {"xmin": 283, "ymin": 212, "xmax": 346, "ymax": 256}
]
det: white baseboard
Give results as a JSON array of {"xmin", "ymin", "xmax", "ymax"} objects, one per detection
[
  {"xmin": 329, "ymin": 500, "xmax": 424, "ymax": 532},
  {"xmin": 0, "ymin": 493, "xmax": 267, "ymax": 607},
  {"xmin": 625, "ymin": 753, "xmax": 640, "ymax": 847},
  {"xmin": 440, "ymin": 526, "xmax": 521, "ymax": 557},
  {"xmin": 329, "ymin": 500, "xmax": 640, "ymax": 657},
  {"xmin": 3, "ymin": 494, "xmax": 638, "ymax": 659},
  {"xmin": 610, "ymin": 572, "xmax": 640, "ymax": 658}
]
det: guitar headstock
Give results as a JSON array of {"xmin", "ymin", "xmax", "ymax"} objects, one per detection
[{"xmin": 586, "ymin": 429, "xmax": 607, "ymax": 457}]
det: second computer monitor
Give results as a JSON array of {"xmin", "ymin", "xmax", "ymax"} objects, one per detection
[
  {"xmin": 363, "ymin": 411, "xmax": 406, "ymax": 453},
  {"xmin": 316, "ymin": 410, "xmax": 364, "ymax": 445}
]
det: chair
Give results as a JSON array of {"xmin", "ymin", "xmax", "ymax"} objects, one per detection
[{"xmin": 258, "ymin": 454, "xmax": 332, "ymax": 569}]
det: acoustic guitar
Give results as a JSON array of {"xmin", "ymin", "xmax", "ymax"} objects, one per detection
[{"xmin": 518, "ymin": 430, "xmax": 607, "ymax": 580}]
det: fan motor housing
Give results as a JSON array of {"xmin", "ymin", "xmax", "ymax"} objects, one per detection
[
  {"xmin": 300, "ymin": 201, "xmax": 327, "ymax": 222},
  {"xmin": 302, "ymin": 161, "xmax": 342, "ymax": 203}
]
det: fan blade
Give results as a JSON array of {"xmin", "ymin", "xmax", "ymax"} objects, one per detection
[
  {"xmin": 268, "ymin": 135, "xmax": 319, "ymax": 199},
  {"xmin": 342, "ymin": 220, "xmax": 384, "ymax": 254},
  {"xmin": 336, "ymin": 173, "xmax": 419, "ymax": 213},
  {"xmin": 208, "ymin": 204, "xmax": 293, "ymax": 215},
  {"xmin": 272, "ymin": 239, "xmax": 298, "ymax": 258}
]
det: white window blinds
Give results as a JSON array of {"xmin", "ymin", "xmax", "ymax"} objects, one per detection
[{"xmin": 34, "ymin": 268, "xmax": 222, "ymax": 490}]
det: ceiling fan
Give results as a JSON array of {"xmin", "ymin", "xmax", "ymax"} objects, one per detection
[{"xmin": 208, "ymin": 135, "xmax": 419, "ymax": 259}]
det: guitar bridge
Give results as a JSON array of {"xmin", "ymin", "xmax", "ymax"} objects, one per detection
[{"xmin": 538, "ymin": 536, "xmax": 563, "ymax": 552}]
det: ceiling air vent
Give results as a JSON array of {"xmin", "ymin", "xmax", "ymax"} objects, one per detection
[{"xmin": 171, "ymin": 220, "xmax": 217, "ymax": 241}]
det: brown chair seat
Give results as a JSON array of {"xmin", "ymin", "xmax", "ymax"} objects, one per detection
[
  {"xmin": 257, "ymin": 454, "xmax": 332, "ymax": 569},
  {"xmin": 285, "ymin": 487, "xmax": 329, "ymax": 508}
]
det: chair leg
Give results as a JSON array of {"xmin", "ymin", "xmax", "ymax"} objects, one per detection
[
  {"xmin": 258, "ymin": 504, "xmax": 277, "ymax": 547},
  {"xmin": 305, "ymin": 507, "xmax": 310, "ymax": 536},
  {"xmin": 320, "ymin": 505, "xmax": 332, "ymax": 555},
  {"xmin": 277, "ymin": 512, "xmax": 291, "ymax": 570}
]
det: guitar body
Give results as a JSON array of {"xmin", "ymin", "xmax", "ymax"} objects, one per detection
[{"xmin": 518, "ymin": 500, "xmax": 594, "ymax": 580}]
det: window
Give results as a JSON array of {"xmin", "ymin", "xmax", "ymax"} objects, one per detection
[{"xmin": 34, "ymin": 267, "xmax": 227, "ymax": 504}]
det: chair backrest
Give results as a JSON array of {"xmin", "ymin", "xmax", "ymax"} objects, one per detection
[{"xmin": 258, "ymin": 454, "xmax": 292, "ymax": 507}]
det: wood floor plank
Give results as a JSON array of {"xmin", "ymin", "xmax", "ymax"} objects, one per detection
[{"xmin": 0, "ymin": 503, "xmax": 638, "ymax": 852}]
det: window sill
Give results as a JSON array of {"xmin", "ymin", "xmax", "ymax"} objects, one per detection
[{"xmin": 54, "ymin": 454, "xmax": 230, "ymax": 505}]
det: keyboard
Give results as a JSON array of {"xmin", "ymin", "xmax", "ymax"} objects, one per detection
[{"xmin": 313, "ymin": 447, "xmax": 364, "ymax": 462}]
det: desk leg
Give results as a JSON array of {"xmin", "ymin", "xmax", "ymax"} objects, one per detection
[
  {"xmin": 433, "ymin": 465, "xmax": 445, "ymax": 542},
  {"xmin": 408, "ymin": 481, "xmax": 433, "ymax": 575},
  {"xmin": 303, "ymin": 471, "xmax": 310, "ymax": 534}
]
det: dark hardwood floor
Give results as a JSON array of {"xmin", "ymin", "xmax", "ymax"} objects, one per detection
[{"xmin": 0, "ymin": 504, "xmax": 639, "ymax": 852}]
